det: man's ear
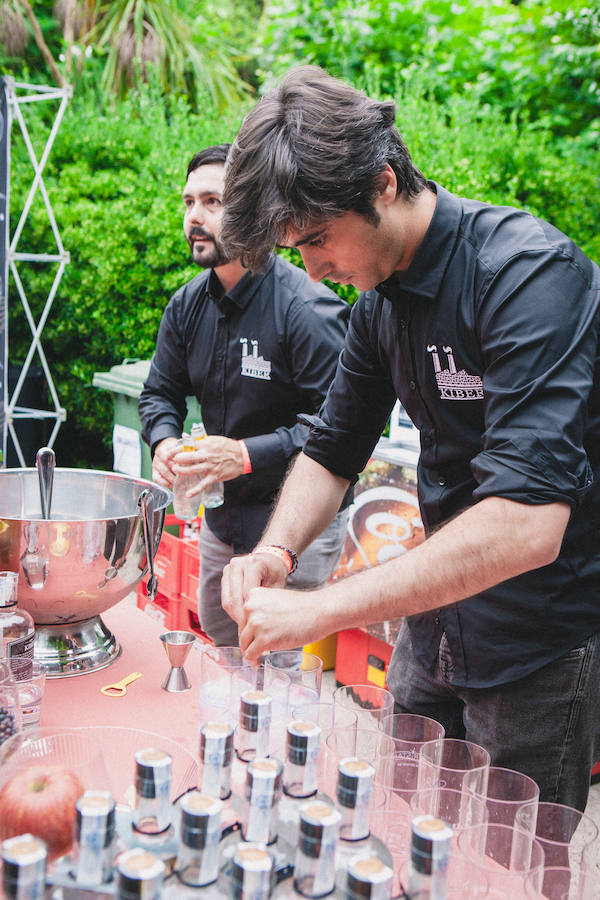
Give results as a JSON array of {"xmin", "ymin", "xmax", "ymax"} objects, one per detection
[{"xmin": 373, "ymin": 165, "xmax": 397, "ymax": 205}]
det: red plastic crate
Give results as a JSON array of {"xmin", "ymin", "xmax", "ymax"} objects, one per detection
[
  {"xmin": 152, "ymin": 529, "xmax": 184, "ymax": 600},
  {"xmin": 335, "ymin": 628, "xmax": 393, "ymax": 692},
  {"xmin": 181, "ymin": 540, "xmax": 200, "ymax": 605},
  {"xmin": 136, "ymin": 580, "xmax": 182, "ymax": 630}
]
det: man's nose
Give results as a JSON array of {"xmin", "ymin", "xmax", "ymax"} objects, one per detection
[
  {"xmin": 301, "ymin": 249, "xmax": 329, "ymax": 283},
  {"xmin": 187, "ymin": 200, "xmax": 204, "ymax": 224}
]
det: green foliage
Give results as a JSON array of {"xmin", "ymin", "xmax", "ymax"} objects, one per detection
[
  {"xmin": 8, "ymin": 83, "xmax": 248, "ymax": 467},
  {"xmin": 256, "ymin": 0, "xmax": 600, "ymax": 137}
]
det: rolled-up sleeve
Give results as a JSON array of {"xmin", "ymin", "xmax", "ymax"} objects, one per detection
[{"xmin": 471, "ymin": 249, "xmax": 599, "ymax": 508}]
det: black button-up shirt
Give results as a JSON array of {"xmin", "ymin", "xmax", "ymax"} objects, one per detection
[
  {"xmin": 139, "ymin": 254, "xmax": 349, "ymax": 553},
  {"xmin": 303, "ymin": 183, "xmax": 600, "ymax": 687}
]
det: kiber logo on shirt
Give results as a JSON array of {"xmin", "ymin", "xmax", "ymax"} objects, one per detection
[
  {"xmin": 239, "ymin": 337, "xmax": 271, "ymax": 380},
  {"xmin": 428, "ymin": 344, "xmax": 483, "ymax": 400}
]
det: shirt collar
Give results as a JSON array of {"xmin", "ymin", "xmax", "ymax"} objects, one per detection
[
  {"xmin": 207, "ymin": 255, "xmax": 276, "ymax": 312},
  {"xmin": 375, "ymin": 181, "xmax": 462, "ymax": 302}
]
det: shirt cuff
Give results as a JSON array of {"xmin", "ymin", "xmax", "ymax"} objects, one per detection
[{"xmin": 239, "ymin": 440, "xmax": 252, "ymax": 475}]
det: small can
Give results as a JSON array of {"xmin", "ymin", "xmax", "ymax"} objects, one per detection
[
  {"xmin": 243, "ymin": 757, "xmax": 283, "ymax": 844},
  {"xmin": 231, "ymin": 842, "xmax": 273, "ymax": 900},
  {"xmin": 347, "ymin": 855, "xmax": 394, "ymax": 900},
  {"xmin": 176, "ymin": 791, "xmax": 223, "ymax": 887},
  {"xmin": 409, "ymin": 815, "xmax": 453, "ymax": 900},
  {"xmin": 116, "ymin": 848, "xmax": 165, "ymax": 900},
  {"xmin": 72, "ymin": 789, "xmax": 116, "ymax": 885},
  {"xmin": 238, "ymin": 690, "xmax": 272, "ymax": 762},
  {"xmin": 199, "ymin": 720, "xmax": 234, "ymax": 800},
  {"xmin": 132, "ymin": 747, "xmax": 172, "ymax": 834},
  {"xmin": 284, "ymin": 720, "xmax": 321, "ymax": 798},
  {"xmin": 337, "ymin": 758, "xmax": 376, "ymax": 841},
  {"xmin": 1, "ymin": 834, "xmax": 47, "ymax": 900},
  {"xmin": 294, "ymin": 801, "xmax": 341, "ymax": 898}
]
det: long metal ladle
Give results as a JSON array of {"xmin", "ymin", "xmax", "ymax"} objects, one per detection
[{"xmin": 36, "ymin": 447, "xmax": 55, "ymax": 520}]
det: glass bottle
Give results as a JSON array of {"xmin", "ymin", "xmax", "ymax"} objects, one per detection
[
  {"xmin": 407, "ymin": 815, "xmax": 452, "ymax": 900},
  {"xmin": 191, "ymin": 423, "xmax": 224, "ymax": 510},
  {"xmin": 278, "ymin": 720, "xmax": 333, "ymax": 847},
  {"xmin": 199, "ymin": 721, "xmax": 235, "ymax": 801},
  {"xmin": 346, "ymin": 856, "xmax": 394, "ymax": 900},
  {"xmin": 1, "ymin": 833, "xmax": 47, "ymax": 900},
  {"xmin": 0, "ymin": 571, "xmax": 35, "ymax": 662},
  {"xmin": 237, "ymin": 691, "xmax": 272, "ymax": 763},
  {"xmin": 334, "ymin": 758, "xmax": 393, "ymax": 889},
  {"xmin": 230, "ymin": 844, "xmax": 273, "ymax": 900},
  {"xmin": 175, "ymin": 792, "xmax": 223, "ymax": 888},
  {"xmin": 293, "ymin": 801, "xmax": 341, "ymax": 898},
  {"xmin": 172, "ymin": 435, "xmax": 201, "ymax": 521},
  {"xmin": 71, "ymin": 790, "xmax": 116, "ymax": 886},
  {"xmin": 132, "ymin": 748, "xmax": 173, "ymax": 835},
  {"xmin": 116, "ymin": 848, "xmax": 165, "ymax": 899}
]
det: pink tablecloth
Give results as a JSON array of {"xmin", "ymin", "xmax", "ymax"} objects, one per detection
[{"xmin": 42, "ymin": 601, "xmax": 203, "ymax": 757}]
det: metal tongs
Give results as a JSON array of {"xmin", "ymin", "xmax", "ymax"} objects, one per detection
[{"xmin": 138, "ymin": 489, "xmax": 159, "ymax": 601}]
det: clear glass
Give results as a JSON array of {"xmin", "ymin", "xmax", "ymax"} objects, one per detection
[
  {"xmin": 525, "ymin": 863, "xmax": 591, "ymax": 900},
  {"xmin": 198, "ymin": 646, "xmax": 256, "ymax": 731},
  {"xmin": 456, "ymin": 822, "xmax": 545, "ymax": 899},
  {"xmin": 332, "ymin": 683, "xmax": 394, "ymax": 728},
  {"xmin": 379, "ymin": 712, "xmax": 445, "ymax": 761},
  {"xmin": 201, "ymin": 480, "xmax": 224, "ymax": 509},
  {"xmin": 0, "ymin": 661, "xmax": 22, "ymax": 748},
  {"xmin": 172, "ymin": 438, "xmax": 202, "ymax": 521},
  {"xmin": 473, "ymin": 766, "xmax": 539, "ymax": 831},
  {"xmin": 8, "ymin": 658, "xmax": 46, "ymax": 729},
  {"xmin": 515, "ymin": 801, "xmax": 600, "ymax": 869},
  {"xmin": 418, "ymin": 737, "xmax": 491, "ymax": 796}
]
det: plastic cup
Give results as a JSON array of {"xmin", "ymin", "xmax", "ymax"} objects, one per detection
[
  {"xmin": 525, "ymin": 863, "xmax": 591, "ymax": 900},
  {"xmin": 379, "ymin": 712, "xmax": 445, "ymax": 761},
  {"xmin": 418, "ymin": 737, "xmax": 490, "ymax": 796},
  {"xmin": 456, "ymin": 822, "xmax": 545, "ymax": 898},
  {"xmin": 410, "ymin": 785, "xmax": 489, "ymax": 833},
  {"xmin": 197, "ymin": 645, "xmax": 256, "ymax": 729},
  {"xmin": 201, "ymin": 481, "xmax": 224, "ymax": 509},
  {"xmin": 474, "ymin": 766, "xmax": 540, "ymax": 830},
  {"xmin": 262, "ymin": 650, "xmax": 322, "ymax": 707},
  {"xmin": 332, "ymin": 683, "xmax": 394, "ymax": 728},
  {"xmin": 8, "ymin": 657, "xmax": 46, "ymax": 729},
  {"xmin": 515, "ymin": 801, "xmax": 600, "ymax": 869}
]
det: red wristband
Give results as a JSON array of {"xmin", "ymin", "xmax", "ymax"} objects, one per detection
[
  {"xmin": 239, "ymin": 440, "xmax": 252, "ymax": 475},
  {"xmin": 253, "ymin": 544, "xmax": 298, "ymax": 575}
]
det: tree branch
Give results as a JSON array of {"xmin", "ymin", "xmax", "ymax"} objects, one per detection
[{"xmin": 15, "ymin": 0, "xmax": 67, "ymax": 88}]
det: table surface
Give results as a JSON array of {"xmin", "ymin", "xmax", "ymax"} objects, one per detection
[{"xmin": 43, "ymin": 600, "xmax": 203, "ymax": 757}]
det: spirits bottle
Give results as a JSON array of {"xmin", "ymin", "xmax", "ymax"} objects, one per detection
[
  {"xmin": 199, "ymin": 722, "xmax": 235, "ymax": 801},
  {"xmin": 407, "ymin": 815, "xmax": 452, "ymax": 900},
  {"xmin": 132, "ymin": 749, "xmax": 173, "ymax": 836},
  {"xmin": 277, "ymin": 720, "xmax": 333, "ymax": 847},
  {"xmin": 116, "ymin": 848, "xmax": 165, "ymax": 899},
  {"xmin": 175, "ymin": 792, "xmax": 223, "ymax": 888},
  {"xmin": 230, "ymin": 843, "xmax": 273, "ymax": 900},
  {"xmin": 191, "ymin": 424, "xmax": 224, "ymax": 510},
  {"xmin": 237, "ymin": 691, "xmax": 272, "ymax": 763},
  {"xmin": 346, "ymin": 856, "xmax": 394, "ymax": 900},
  {"xmin": 71, "ymin": 790, "xmax": 116, "ymax": 886},
  {"xmin": 333, "ymin": 758, "xmax": 393, "ymax": 889},
  {"xmin": 172, "ymin": 435, "xmax": 201, "ymax": 521},
  {"xmin": 1, "ymin": 833, "xmax": 47, "ymax": 899},
  {"xmin": 292, "ymin": 801, "xmax": 341, "ymax": 898},
  {"xmin": 0, "ymin": 572, "xmax": 35, "ymax": 662}
]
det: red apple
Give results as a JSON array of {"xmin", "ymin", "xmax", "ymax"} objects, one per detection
[{"xmin": 0, "ymin": 764, "xmax": 84, "ymax": 860}]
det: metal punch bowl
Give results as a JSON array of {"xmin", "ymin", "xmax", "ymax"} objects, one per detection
[{"xmin": 0, "ymin": 468, "xmax": 171, "ymax": 677}]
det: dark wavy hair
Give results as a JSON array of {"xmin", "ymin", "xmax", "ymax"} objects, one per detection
[
  {"xmin": 220, "ymin": 67, "xmax": 425, "ymax": 270},
  {"xmin": 186, "ymin": 143, "xmax": 231, "ymax": 181}
]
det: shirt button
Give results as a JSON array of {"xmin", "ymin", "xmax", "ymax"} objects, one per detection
[
  {"xmin": 435, "ymin": 616, "xmax": 440, "ymax": 625},
  {"xmin": 438, "ymin": 477, "xmax": 446, "ymax": 486},
  {"xmin": 400, "ymin": 319, "xmax": 408, "ymax": 329},
  {"xmin": 409, "ymin": 380, "xmax": 416, "ymax": 391}
]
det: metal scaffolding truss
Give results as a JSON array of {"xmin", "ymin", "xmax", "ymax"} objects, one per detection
[{"xmin": 3, "ymin": 77, "xmax": 71, "ymax": 465}]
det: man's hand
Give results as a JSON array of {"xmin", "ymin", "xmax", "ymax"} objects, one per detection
[
  {"xmin": 172, "ymin": 436, "xmax": 244, "ymax": 496},
  {"xmin": 151, "ymin": 437, "xmax": 179, "ymax": 487},
  {"xmin": 221, "ymin": 551, "xmax": 288, "ymax": 637},
  {"xmin": 237, "ymin": 586, "xmax": 328, "ymax": 662}
]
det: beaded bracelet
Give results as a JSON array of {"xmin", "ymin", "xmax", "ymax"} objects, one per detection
[{"xmin": 253, "ymin": 544, "xmax": 299, "ymax": 575}]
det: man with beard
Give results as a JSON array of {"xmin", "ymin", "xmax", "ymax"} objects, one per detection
[{"xmin": 138, "ymin": 144, "xmax": 351, "ymax": 646}]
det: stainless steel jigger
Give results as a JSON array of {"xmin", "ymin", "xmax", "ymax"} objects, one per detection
[{"xmin": 160, "ymin": 631, "xmax": 196, "ymax": 692}]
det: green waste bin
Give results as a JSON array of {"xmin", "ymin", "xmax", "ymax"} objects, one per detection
[{"xmin": 92, "ymin": 359, "xmax": 202, "ymax": 482}]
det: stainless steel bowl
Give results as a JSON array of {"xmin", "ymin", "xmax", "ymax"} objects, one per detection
[{"xmin": 0, "ymin": 468, "xmax": 171, "ymax": 676}]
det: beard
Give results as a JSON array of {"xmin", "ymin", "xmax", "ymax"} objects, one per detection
[{"xmin": 187, "ymin": 227, "xmax": 230, "ymax": 268}]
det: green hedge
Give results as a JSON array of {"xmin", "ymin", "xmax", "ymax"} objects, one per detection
[{"xmin": 7, "ymin": 76, "xmax": 599, "ymax": 469}]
